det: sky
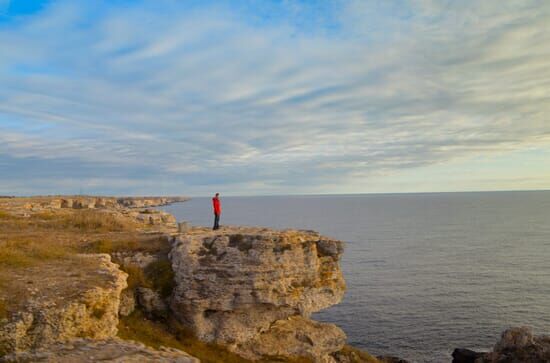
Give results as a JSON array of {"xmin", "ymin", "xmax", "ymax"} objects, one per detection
[{"xmin": 0, "ymin": 0, "xmax": 549, "ymax": 196}]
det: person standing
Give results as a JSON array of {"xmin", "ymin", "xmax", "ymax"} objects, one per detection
[{"xmin": 212, "ymin": 193, "xmax": 221, "ymax": 230}]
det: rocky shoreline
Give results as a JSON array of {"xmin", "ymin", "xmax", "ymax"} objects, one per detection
[{"xmin": 1, "ymin": 196, "xmax": 548, "ymax": 362}]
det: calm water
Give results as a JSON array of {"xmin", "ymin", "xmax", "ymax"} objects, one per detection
[{"xmin": 161, "ymin": 191, "xmax": 550, "ymax": 362}]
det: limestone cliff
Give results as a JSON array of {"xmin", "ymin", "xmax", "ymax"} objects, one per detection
[
  {"xmin": 14, "ymin": 196, "xmax": 188, "ymax": 211},
  {"xmin": 0, "ymin": 254, "xmax": 127, "ymax": 354},
  {"xmin": 169, "ymin": 226, "xmax": 347, "ymax": 362}
]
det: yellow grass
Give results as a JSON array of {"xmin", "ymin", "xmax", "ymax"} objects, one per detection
[
  {"xmin": 58, "ymin": 210, "xmax": 137, "ymax": 232},
  {"xmin": 0, "ymin": 299, "xmax": 7, "ymax": 320},
  {"xmin": 0, "ymin": 239, "xmax": 70, "ymax": 267},
  {"xmin": 335, "ymin": 345, "xmax": 380, "ymax": 363},
  {"xmin": 0, "ymin": 210, "xmax": 14, "ymax": 220},
  {"xmin": 118, "ymin": 310, "xmax": 256, "ymax": 363},
  {"xmin": 118, "ymin": 311, "xmax": 314, "ymax": 363}
]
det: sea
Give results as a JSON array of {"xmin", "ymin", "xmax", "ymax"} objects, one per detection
[{"xmin": 160, "ymin": 191, "xmax": 550, "ymax": 363}]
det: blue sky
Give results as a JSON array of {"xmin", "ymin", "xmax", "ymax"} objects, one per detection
[{"xmin": 0, "ymin": 0, "xmax": 549, "ymax": 196}]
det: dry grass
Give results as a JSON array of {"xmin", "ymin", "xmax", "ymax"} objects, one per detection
[
  {"xmin": 0, "ymin": 210, "xmax": 14, "ymax": 220},
  {"xmin": 146, "ymin": 259, "xmax": 176, "ymax": 298},
  {"xmin": 120, "ymin": 263, "xmax": 152, "ymax": 290},
  {"xmin": 118, "ymin": 310, "xmax": 315, "ymax": 363},
  {"xmin": 0, "ymin": 209, "xmax": 160, "ymax": 270},
  {"xmin": 333, "ymin": 345, "xmax": 380, "ymax": 363},
  {"xmin": 0, "ymin": 239, "xmax": 71, "ymax": 267},
  {"xmin": 57, "ymin": 210, "xmax": 137, "ymax": 232},
  {"xmin": 118, "ymin": 310, "xmax": 256, "ymax": 363},
  {"xmin": 0, "ymin": 299, "xmax": 7, "ymax": 320}
]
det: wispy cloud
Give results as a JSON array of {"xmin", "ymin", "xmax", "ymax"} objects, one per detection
[{"xmin": 0, "ymin": 0, "xmax": 549, "ymax": 195}]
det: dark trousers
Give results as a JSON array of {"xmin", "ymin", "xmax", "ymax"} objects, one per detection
[{"xmin": 213, "ymin": 213, "xmax": 220, "ymax": 230}]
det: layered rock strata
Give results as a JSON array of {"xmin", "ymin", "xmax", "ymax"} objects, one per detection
[
  {"xmin": 0, "ymin": 338, "xmax": 199, "ymax": 363},
  {"xmin": 169, "ymin": 226, "xmax": 347, "ymax": 362}
]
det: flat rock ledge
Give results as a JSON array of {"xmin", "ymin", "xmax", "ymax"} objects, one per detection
[
  {"xmin": 0, "ymin": 338, "xmax": 199, "ymax": 363},
  {"xmin": 169, "ymin": 226, "xmax": 347, "ymax": 362},
  {"xmin": 452, "ymin": 326, "xmax": 550, "ymax": 363},
  {"xmin": 0, "ymin": 254, "xmax": 127, "ymax": 354}
]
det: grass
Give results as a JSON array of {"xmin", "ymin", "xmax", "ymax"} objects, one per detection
[
  {"xmin": 118, "ymin": 310, "xmax": 315, "ymax": 363},
  {"xmin": 333, "ymin": 345, "xmax": 380, "ymax": 363},
  {"xmin": 0, "ymin": 299, "xmax": 7, "ymax": 320},
  {"xmin": 118, "ymin": 257, "xmax": 175, "ymax": 297},
  {"xmin": 58, "ymin": 210, "xmax": 137, "ymax": 232},
  {"xmin": 0, "ymin": 239, "xmax": 70, "ymax": 267},
  {"xmin": 118, "ymin": 310, "xmax": 256, "ymax": 363},
  {"xmin": 0, "ymin": 210, "xmax": 14, "ymax": 220},
  {"xmin": 120, "ymin": 263, "xmax": 152, "ymax": 290},
  {"xmin": 146, "ymin": 259, "xmax": 176, "ymax": 298},
  {"xmin": 0, "ymin": 207, "xmax": 169, "ymax": 270}
]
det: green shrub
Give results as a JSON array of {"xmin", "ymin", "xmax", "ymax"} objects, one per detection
[{"xmin": 146, "ymin": 259, "xmax": 175, "ymax": 298}]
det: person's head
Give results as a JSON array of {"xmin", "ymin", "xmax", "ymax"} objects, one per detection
[{"xmin": 215, "ymin": 193, "xmax": 219, "ymax": 197}]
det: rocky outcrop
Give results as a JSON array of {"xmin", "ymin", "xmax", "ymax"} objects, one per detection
[
  {"xmin": 118, "ymin": 290, "xmax": 136, "ymax": 317},
  {"xmin": 452, "ymin": 326, "xmax": 550, "ymax": 363},
  {"xmin": 239, "ymin": 316, "xmax": 347, "ymax": 362},
  {"xmin": 0, "ymin": 254, "xmax": 127, "ymax": 354},
  {"xmin": 125, "ymin": 209, "xmax": 178, "ymax": 232},
  {"xmin": 169, "ymin": 226, "xmax": 346, "ymax": 362},
  {"xmin": 136, "ymin": 287, "xmax": 168, "ymax": 319},
  {"xmin": 116, "ymin": 197, "xmax": 188, "ymax": 209},
  {"xmin": 0, "ymin": 338, "xmax": 199, "ymax": 362}
]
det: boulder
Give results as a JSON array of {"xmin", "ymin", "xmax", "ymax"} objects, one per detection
[
  {"xmin": 237, "ymin": 315, "xmax": 346, "ymax": 362},
  {"xmin": 452, "ymin": 326, "xmax": 550, "ymax": 363}
]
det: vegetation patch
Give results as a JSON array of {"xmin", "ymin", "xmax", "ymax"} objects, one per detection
[
  {"xmin": 146, "ymin": 259, "xmax": 176, "ymax": 298},
  {"xmin": 0, "ymin": 239, "xmax": 70, "ymax": 267},
  {"xmin": 59, "ymin": 210, "xmax": 136, "ymax": 232},
  {"xmin": 0, "ymin": 299, "xmax": 7, "ymax": 320},
  {"xmin": 120, "ymin": 263, "xmax": 152, "ymax": 290},
  {"xmin": 0, "ymin": 210, "xmax": 14, "ymax": 220},
  {"xmin": 118, "ymin": 310, "xmax": 320, "ymax": 363},
  {"xmin": 332, "ymin": 345, "xmax": 380, "ymax": 363},
  {"xmin": 118, "ymin": 310, "xmax": 256, "ymax": 363}
]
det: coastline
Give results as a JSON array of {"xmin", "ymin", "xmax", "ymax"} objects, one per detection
[{"xmin": 1, "ymin": 196, "xmax": 548, "ymax": 363}]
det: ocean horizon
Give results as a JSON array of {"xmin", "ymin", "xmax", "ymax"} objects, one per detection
[{"xmin": 162, "ymin": 190, "xmax": 550, "ymax": 362}]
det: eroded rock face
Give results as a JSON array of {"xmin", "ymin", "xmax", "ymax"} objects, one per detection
[
  {"xmin": 0, "ymin": 338, "xmax": 199, "ymax": 363},
  {"xmin": 0, "ymin": 255, "xmax": 127, "ymax": 354},
  {"xmin": 169, "ymin": 227, "xmax": 346, "ymax": 360},
  {"xmin": 238, "ymin": 316, "xmax": 346, "ymax": 362},
  {"xmin": 136, "ymin": 287, "xmax": 168, "ymax": 319}
]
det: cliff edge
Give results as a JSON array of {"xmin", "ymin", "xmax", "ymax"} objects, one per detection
[{"xmin": 169, "ymin": 227, "xmax": 347, "ymax": 362}]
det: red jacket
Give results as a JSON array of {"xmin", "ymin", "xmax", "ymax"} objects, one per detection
[{"xmin": 212, "ymin": 197, "xmax": 221, "ymax": 214}]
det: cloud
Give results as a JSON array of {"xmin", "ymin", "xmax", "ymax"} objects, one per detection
[{"xmin": 0, "ymin": 0, "xmax": 549, "ymax": 195}]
